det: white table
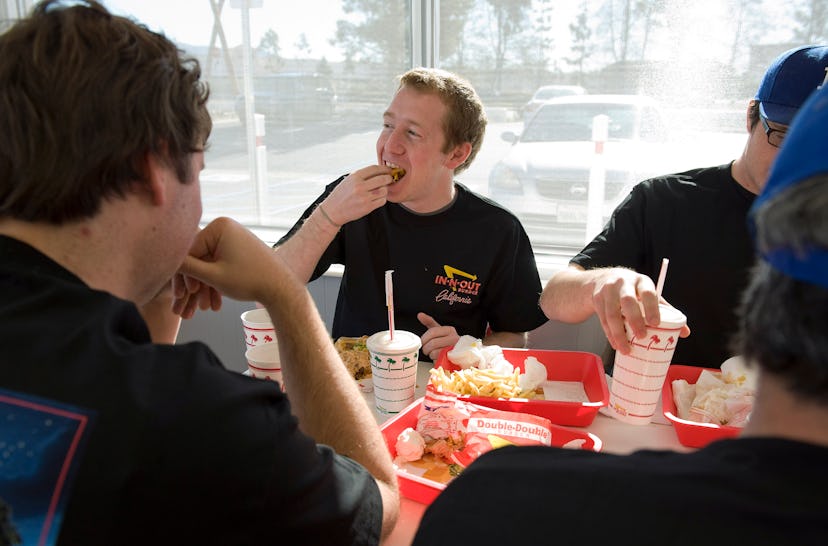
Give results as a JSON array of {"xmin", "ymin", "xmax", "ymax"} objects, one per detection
[{"xmin": 364, "ymin": 362, "xmax": 691, "ymax": 546}]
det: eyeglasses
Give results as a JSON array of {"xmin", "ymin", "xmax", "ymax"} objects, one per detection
[{"xmin": 760, "ymin": 115, "xmax": 787, "ymax": 148}]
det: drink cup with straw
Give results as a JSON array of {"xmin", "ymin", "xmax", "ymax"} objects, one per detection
[
  {"xmin": 366, "ymin": 269, "xmax": 421, "ymax": 414},
  {"xmin": 607, "ymin": 257, "xmax": 687, "ymax": 425}
]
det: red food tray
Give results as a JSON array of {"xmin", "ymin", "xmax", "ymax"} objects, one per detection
[
  {"xmin": 381, "ymin": 397, "xmax": 602, "ymax": 505},
  {"xmin": 662, "ymin": 365, "xmax": 742, "ymax": 448},
  {"xmin": 434, "ymin": 348, "xmax": 608, "ymax": 427}
]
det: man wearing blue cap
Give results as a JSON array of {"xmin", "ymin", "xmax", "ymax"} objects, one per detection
[
  {"xmin": 413, "ymin": 78, "xmax": 828, "ymax": 546},
  {"xmin": 540, "ymin": 45, "xmax": 828, "ymax": 370}
]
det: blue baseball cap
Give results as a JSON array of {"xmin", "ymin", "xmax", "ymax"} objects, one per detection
[
  {"xmin": 750, "ymin": 82, "xmax": 828, "ymax": 288},
  {"xmin": 755, "ymin": 45, "xmax": 828, "ymax": 125}
]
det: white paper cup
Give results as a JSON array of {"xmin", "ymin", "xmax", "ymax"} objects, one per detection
[
  {"xmin": 241, "ymin": 308, "xmax": 276, "ymax": 348},
  {"xmin": 366, "ymin": 330, "xmax": 421, "ymax": 414},
  {"xmin": 608, "ymin": 304, "xmax": 686, "ymax": 425},
  {"xmin": 245, "ymin": 342, "xmax": 284, "ymax": 390}
]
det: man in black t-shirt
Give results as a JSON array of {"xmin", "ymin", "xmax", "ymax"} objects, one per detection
[
  {"xmin": 277, "ymin": 68, "xmax": 547, "ymax": 361},
  {"xmin": 538, "ymin": 45, "xmax": 828, "ymax": 369},
  {"xmin": 0, "ymin": 3, "xmax": 398, "ymax": 544}
]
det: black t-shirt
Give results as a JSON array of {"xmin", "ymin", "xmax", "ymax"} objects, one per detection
[
  {"xmin": 0, "ymin": 236, "xmax": 382, "ymax": 545},
  {"xmin": 413, "ymin": 438, "xmax": 828, "ymax": 545},
  {"xmin": 281, "ymin": 179, "xmax": 548, "ymax": 345},
  {"xmin": 571, "ymin": 164, "xmax": 756, "ymax": 367}
]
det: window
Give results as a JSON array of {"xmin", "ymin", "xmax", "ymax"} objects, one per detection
[{"xmin": 17, "ymin": 0, "xmax": 827, "ymax": 257}]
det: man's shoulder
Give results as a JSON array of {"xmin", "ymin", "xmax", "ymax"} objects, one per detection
[
  {"xmin": 454, "ymin": 182, "xmax": 520, "ymax": 220},
  {"xmin": 637, "ymin": 163, "xmax": 733, "ymax": 192}
]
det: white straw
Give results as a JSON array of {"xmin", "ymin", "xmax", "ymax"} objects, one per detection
[
  {"xmin": 385, "ymin": 270, "xmax": 395, "ymax": 340},
  {"xmin": 655, "ymin": 258, "xmax": 669, "ymax": 297}
]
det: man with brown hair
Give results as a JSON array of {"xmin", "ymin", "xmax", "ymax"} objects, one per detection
[
  {"xmin": 0, "ymin": 1, "xmax": 397, "ymax": 543},
  {"xmin": 277, "ymin": 68, "xmax": 547, "ymax": 360}
]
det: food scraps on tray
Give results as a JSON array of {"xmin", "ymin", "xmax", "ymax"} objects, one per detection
[
  {"xmin": 671, "ymin": 357, "xmax": 757, "ymax": 426},
  {"xmin": 394, "ymin": 387, "xmax": 590, "ymax": 484},
  {"xmin": 334, "ymin": 336, "xmax": 372, "ymax": 380}
]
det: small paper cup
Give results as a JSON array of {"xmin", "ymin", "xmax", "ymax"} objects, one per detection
[
  {"xmin": 241, "ymin": 308, "xmax": 276, "ymax": 348},
  {"xmin": 366, "ymin": 330, "xmax": 421, "ymax": 414},
  {"xmin": 245, "ymin": 342, "xmax": 284, "ymax": 390}
]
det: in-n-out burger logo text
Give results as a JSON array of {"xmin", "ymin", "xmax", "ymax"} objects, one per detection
[
  {"xmin": 434, "ymin": 265, "xmax": 481, "ymax": 296},
  {"xmin": 436, "ymin": 289, "xmax": 472, "ymax": 305},
  {"xmin": 467, "ymin": 417, "xmax": 552, "ymax": 445}
]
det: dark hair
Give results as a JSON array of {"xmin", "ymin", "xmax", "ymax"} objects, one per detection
[
  {"xmin": 735, "ymin": 176, "xmax": 828, "ymax": 404},
  {"xmin": 0, "ymin": 0, "xmax": 211, "ymax": 224},
  {"xmin": 398, "ymin": 68, "xmax": 486, "ymax": 175},
  {"xmin": 748, "ymin": 99, "xmax": 760, "ymax": 130}
]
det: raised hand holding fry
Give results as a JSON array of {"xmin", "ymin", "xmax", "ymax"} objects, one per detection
[{"xmin": 320, "ymin": 164, "xmax": 397, "ymax": 225}]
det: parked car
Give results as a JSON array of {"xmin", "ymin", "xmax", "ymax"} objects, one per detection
[
  {"xmin": 490, "ymin": 94, "xmax": 670, "ymax": 249},
  {"xmin": 522, "ymin": 84, "xmax": 586, "ymax": 124},
  {"xmin": 235, "ymin": 72, "xmax": 337, "ymax": 123}
]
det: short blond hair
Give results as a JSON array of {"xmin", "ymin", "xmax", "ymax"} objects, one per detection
[{"xmin": 398, "ymin": 68, "xmax": 486, "ymax": 174}]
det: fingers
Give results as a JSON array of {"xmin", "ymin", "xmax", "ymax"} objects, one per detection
[
  {"xmin": 170, "ymin": 271, "xmax": 223, "ymax": 319},
  {"xmin": 593, "ymin": 269, "xmax": 657, "ymax": 354},
  {"xmin": 422, "ymin": 336, "xmax": 449, "ymax": 362},
  {"xmin": 355, "ymin": 164, "xmax": 396, "ymax": 188},
  {"xmin": 591, "ymin": 267, "xmax": 692, "ymax": 355},
  {"xmin": 418, "ymin": 313, "xmax": 459, "ymax": 361},
  {"xmin": 637, "ymin": 276, "xmax": 662, "ymax": 329},
  {"xmin": 209, "ymin": 286, "xmax": 223, "ymax": 312},
  {"xmin": 593, "ymin": 275, "xmax": 633, "ymax": 354},
  {"xmin": 424, "ymin": 332, "xmax": 459, "ymax": 361},
  {"xmin": 179, "ymin": 292, "xmax": 201, "ymax": 320},
  {"xmin": 417, "ymin": 312, "xmax": 439, "ymax": 329},
  {"xmin": 324, "ymin": 166, "xmax": 397, "ymax": 224}
]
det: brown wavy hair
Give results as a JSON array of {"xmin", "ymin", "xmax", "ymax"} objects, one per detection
[{"xmin": 0, "ymin": 0, "xmax": 211, "ymax": 224}]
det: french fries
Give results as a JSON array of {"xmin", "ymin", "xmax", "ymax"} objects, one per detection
[{"xmin": 429, "ymin": 366, "xmax": 535, "ymax": 399}]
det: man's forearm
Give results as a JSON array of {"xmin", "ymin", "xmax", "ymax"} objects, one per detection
[
  {"xmin": 262, "ymin": 275, "xmax": 400, "ymax": 538},
  {"xmin": 275, "ymin": 206, "xmax": 340, "ymax": 283},
  {"xmin": 539, "ymin": 265, "xmax": 599, "ymax": 323},
  {"xmin": 258, "ymin": 257, "xmax": 394, "ymax": 482}
]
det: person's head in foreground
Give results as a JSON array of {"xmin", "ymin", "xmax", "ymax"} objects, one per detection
[
  {"xmin": 377, "ymin": 67, "xmax": 486, "ymax": 206},
  {"xmin": 741, "ymin": 44, "xmax": 828, "ymax": 194},
  {"xmin": 412, "ymin": 83, "xmax": 828, "ymax": 546},
  {"xmin": 0, "ymin": 0, "xmax": 211, "ymax": 304}
]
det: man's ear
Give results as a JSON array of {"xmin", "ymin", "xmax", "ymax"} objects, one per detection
[
  {"xmin": 444, "ymin": 141, "xmax": 472, "ymax": 170},
  {"xmin": 143, "ymin": 152, "xmax": 168, "ymax": 207}
]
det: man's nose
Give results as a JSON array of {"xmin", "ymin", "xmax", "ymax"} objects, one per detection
[{"xmin": 384, "ymin": 128, "xmax": 406, "ymax": 155}]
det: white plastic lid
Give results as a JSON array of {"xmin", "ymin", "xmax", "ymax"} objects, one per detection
[
  {"xmin": 366, "ymin": 330, "xmax": 421, "ymax": 354},
  {"xmin": 657, "ymin": 303, "xmax": 687, "ymax": 329}
]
